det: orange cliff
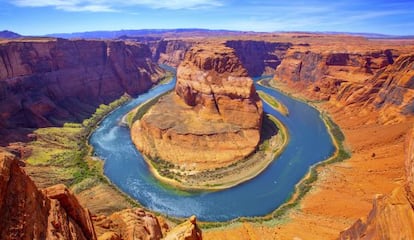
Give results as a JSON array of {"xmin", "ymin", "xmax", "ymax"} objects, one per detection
[
  {"xmin": 131, "ymin": 43, "xmax": 263, "ymax": 171},
  {"xmin": 204, "ymin": 36, "xmax": 414, "ymax": 239},
  {"xmin": 0, "ymin": 151, "xmax": 96, "ymax": 240},
  {"xmin": 0, "ymin": 150, "xmax": 202, "ymax": 240},
  {"xmin": 0, "ymin": 38, "xmax": 164, "ymax": 144}
]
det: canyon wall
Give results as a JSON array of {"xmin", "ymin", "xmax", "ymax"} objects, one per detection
[
  {"xmin": 0, "ymin": 151, "xmax": 96, "ymax": 240},
  {"xmin": 150, "ymin": 39, "xmax": 194, "ymax": 67},
  {"xmin": 148, "ymin": 39, "xmax": 292, "ymax": 76},
  {"xmin": 0, "ymin": 149, "xmax": 202, "ymax": 240},
  {"xmin": 225, "ymin": 40, "xmax": 291, "ymax": 76},
  {"xmin": 274, "ymin": 46, "xmax": 414, "ymax": 121},
  {"xmin": 0, "ymin": 38, "xmax": 164, "ymax": 143},
  {"xmin": 132, "ymin": 43, "xmax": 263, "ymax": 171}
]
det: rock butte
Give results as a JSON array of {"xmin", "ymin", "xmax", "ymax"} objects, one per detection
[{"xmin": 131, "ymin": 43, "xmax": 263, "ymax": 171}]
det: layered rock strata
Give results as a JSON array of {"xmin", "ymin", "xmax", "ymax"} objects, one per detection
[
  {"xmin": 225, "ymin": 40, "xmax": 291, "ymax": 76},
  {"xmin": 0, "ymin": 38, "xmax": 164, "ymax": 144},
  {"xmin": 274, "ymin": 46, "xmax": 414, "ymax": 121},
  {"xmin": 132, "ymin": 43, "xmax": 263, "ymax": 171},
  {"xmin": 0, "ymin": 151, "xmax": 96, "ymax": 240},
  {"xmin": 0, "ymin": 148, "xmax": 202, "ymax": 240},
  {"xmin": 150, "ymin": 39, "xmax": 194, "ymax": 67}
]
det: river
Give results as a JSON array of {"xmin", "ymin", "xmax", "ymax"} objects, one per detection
[{"xmin": 90, "ymin": 75, "xmax": 335, "ymax": 221}]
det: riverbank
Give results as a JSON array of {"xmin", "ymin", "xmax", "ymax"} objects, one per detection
[
  {"xmin": 23, "ymin": 94, "xmax": 141, "ymax": 215},
  {"xmin": 135, "ymin": 113, "xmax": 288, "ymax": 191},
  {"xmin": 204, "ymin": 80, "xmax": 411, "ymax": 239}
]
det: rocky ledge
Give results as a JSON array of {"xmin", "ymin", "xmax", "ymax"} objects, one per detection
[
  {"xmin": 0, "ymin": 149, "xmax": 202, "ymax": 240},
  {"xmin": 131, "ymin": 43, "xmax": 263, "ymax": 173}
]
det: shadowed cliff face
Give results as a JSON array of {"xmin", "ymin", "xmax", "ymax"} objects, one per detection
[
  {"xmin": 0, "ymin": 38, "xmax": 164, "ymax": 144},
  {"xmin": 225, "ymin": 40, "xmax": 292, "ymax": 76},
  {"xmin": 148, "ymin": 39, "xmax": 292, "ymax": 76},
  {"xmin": 0, "ymin": 149, "xmax": 203, "ymax": 240},
  {"xmin": 0, "ymin": 151, "xmax": 97, "ymax": 240},
  {"xmin": 150, "ymin": 40, "xmax": 194, "ymax": 67}
]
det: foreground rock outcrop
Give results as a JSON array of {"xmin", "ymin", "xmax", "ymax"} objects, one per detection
[
  {"xmin": 0, "ymin": 151, "xmax": 96, "ymax": 240},
  {"xmin": 0, "ymin": 38, "xmax": 164, "ymax": 144},
  {"xmin": 132, "ymin": 43, "xmax": 263, "ymax": 171},
  {"xmin": 0, "ymin": 149, "xmax": 202, "ymax": 240}
]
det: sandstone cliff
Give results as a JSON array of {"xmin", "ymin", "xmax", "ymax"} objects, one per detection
[
  {"xmin": 0, "ymin": 38, "xmax": 164, "ymax": 144},
  {"xmin": 274, "ymin": 48, "xmax": 395, "ymax": 100},
  {"xmin": 225, "ymin": 40, "xmax": 291, "ymax": 76},
  {"xmin": 273, "ymin": 45, "xmax": 414, "ymax": 122},
  {"xmin": 0, "ymin": 151, "xmax": 96, "ymax": 240},
  {"xmin": 150, "ymin": 39, "xmax": 194, "ymax": 67},
  {"xmin": 339, "ymin": 129, "xmax": 414, "ymax": 239},
  {"xmin": 336, "ymin": 54, "xmax": 414, "ymax": 121},
  {"xmin": 0, "ymin": 148, "xmax": 203, "ymax": 240},
  {"xmin": 132, "ymin": 43, "xmax": 263, "ymax": 171}
]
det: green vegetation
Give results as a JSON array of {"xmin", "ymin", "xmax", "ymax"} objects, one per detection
[
  {"xmin": 157, "ymin": 70, "xmax": 175, "ymax": 85},
  {"xmin": 26, "ymin": 94, "xmax": 131, "ymax": 192},
  {"xmin": 127, "ymin": 90, "xmax": 171, "ymax": 127},
  {"xmin": 257, "ymin": 90, "xmax": 289, "ymax": 116},
  {"xmin": 132, "ymin": 95, "xmax": 162, "ymax": 122}
]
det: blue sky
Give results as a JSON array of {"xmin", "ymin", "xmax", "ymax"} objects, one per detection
[{"xmin": 1, "ymin": 0, "xmax": 414, "ymax": 35}]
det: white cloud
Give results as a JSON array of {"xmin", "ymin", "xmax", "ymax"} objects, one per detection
[{"xmin": 11, "ymin": 0, "xmax": 223, "ymax": 12}]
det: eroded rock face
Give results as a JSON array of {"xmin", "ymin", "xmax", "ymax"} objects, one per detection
[
  {"xmin": 274, "ymin": 48, "xmax": 395, "ymax": 101},
  {"xmin": 339, "ymin": 129, "xmax": 414, "ymax": 240},
  {"xmin": 132, "ymin": 43, "xmax": 263, "ymax": 171},
  {"xmin": 0, "ymin": 151, "xmax": 96, "ymax": 240},
  {"xmin": 0, "ymin": 38, "xmax": 164, "ymax": 144},
  {"xmin": 164, "ymin": 215, "xmax": 202, "ymax": 240},
  {"xmin": 151, "ymin": 40, "xmax": 194, "ymax": 67},
  {"xmin": 225, "ymin": 40, "xmax": 292, "ymax": 76},
  {"xmin": 274, "ymin": 46, "xmax": 414, "ymax": 123},
  {"xmin": 93, "ymin": 208, "xmax": 163, "ymax": 240}
]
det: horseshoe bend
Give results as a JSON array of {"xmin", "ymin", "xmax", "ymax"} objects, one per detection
[
  {"xmin": 129, "ymin": 43, "xmax": 291, "ymax": 189},
  {"xmin": 2, "ymin": 29, "xmax": 414, "ymax": 239}
]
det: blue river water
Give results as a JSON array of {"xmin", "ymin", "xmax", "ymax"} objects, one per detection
[{"xmin": 90, "ymin": 76, "xmax": 335, "ymax": 222}]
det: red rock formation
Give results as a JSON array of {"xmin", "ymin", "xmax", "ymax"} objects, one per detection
[
  {"xmin": 0, "ymin": 150, "xmax": 96, "ymax": 240},
  {"xmin": 0, "ymin": 148, "xmax": 204, "ymax": 240},
  {"xmin": 175, "ymin": 44, "xmax": 262, "ymax": 129},
  {"xmin": 339, "ymin": 129, "xmax": 414, "ymax": 239},
  {"xmin": 337, "ymin": 54, "xmax": 414, "ymax": 118},
  {"xmin": 151, "ymin": 40, "xmax": 194, "ymax": 67},
  {"xmin": 225, "ymin": 40, "xmax": 291, "ymax": 76},
  {"xmin": 273, "ymin": 46, "xmax": 414, "ymax": 123},
  {"xmin": 274, "ymin": 48, "xmax": 396, "ymax": 101},
  {"xmin": 164, "ymin": 215, "xmax": 202, "ymax": 240},
  {"xmin": 132, "ymin": 43, "xmax": 263, "ymax": 171},
  {"xmin": 0, "ymin": 38, "xmax": 164, "ymax": 144},
  {"xmin": 93, "ymin": 208, "xmax": 163, "ymax": 240}
]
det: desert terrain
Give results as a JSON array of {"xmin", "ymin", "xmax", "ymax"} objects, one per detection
[{"xmin": 1, "ymin": 31, "xmax": 414, "ymax": 239}]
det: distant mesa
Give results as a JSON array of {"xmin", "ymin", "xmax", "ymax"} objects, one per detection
[
  {"xmin": 0, "ymin": 30, "xmax": 22, "ymax": 39},
  {"xmin": 131, "ymin": 42, "xmax": 263, "ymax": 173}
]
